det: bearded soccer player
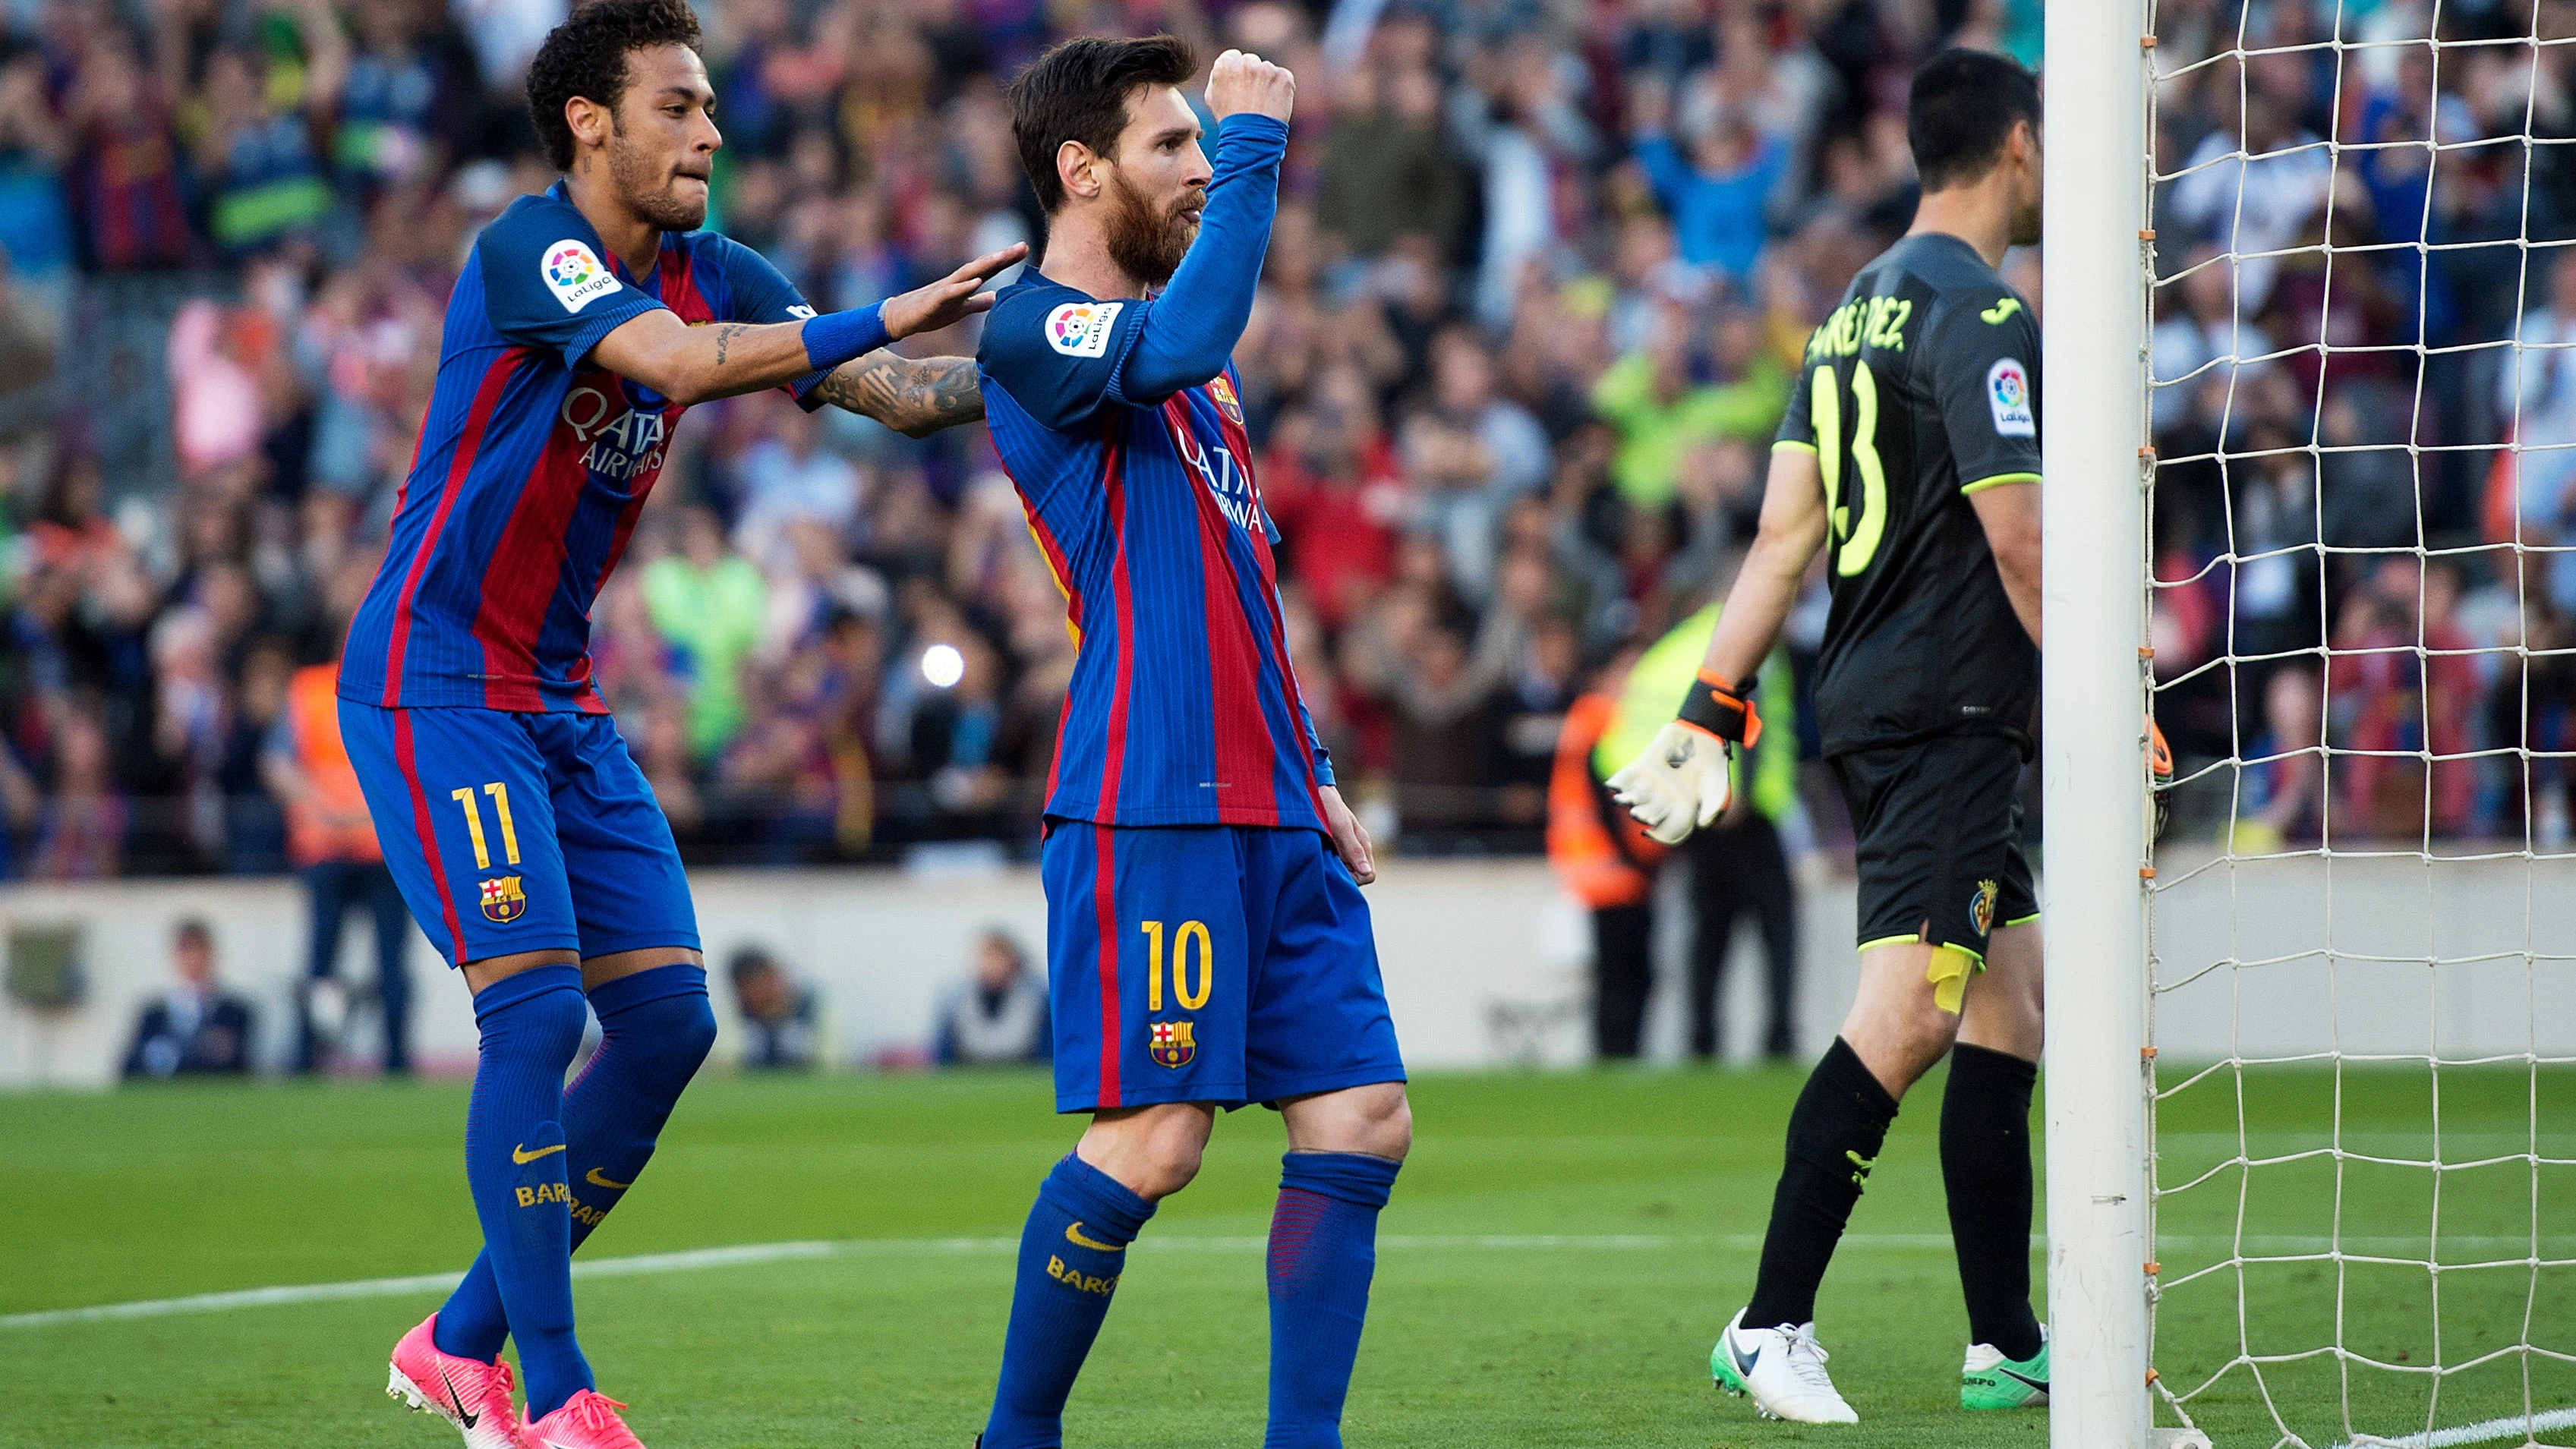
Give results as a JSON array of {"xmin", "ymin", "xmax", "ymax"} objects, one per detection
[
  {"xmin": 969, "ymin": 36, "xmax": 1409, "ymax": 1449},
  {"xmin": 1610, "ymin": 50, "xmax": 2051, "ymax": 1424},
  {"xmin": 345, "ymin": 3, "xmax": 1022, "ymax": 1446}
]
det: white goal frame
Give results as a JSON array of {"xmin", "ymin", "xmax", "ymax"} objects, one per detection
[{"xmin": 2042, "ymin": 1, "xmax": 2158, "ymax": 1447}]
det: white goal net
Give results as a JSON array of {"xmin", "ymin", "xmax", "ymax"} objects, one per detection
[{"xmin": 2139, "ymin": 2, "xmax": 2576, "ymax": 1447}]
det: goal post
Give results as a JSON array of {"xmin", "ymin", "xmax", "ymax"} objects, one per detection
[{"xmin": 2041, "ymin": 1, "xmax": 2155, "ymax": 1447}]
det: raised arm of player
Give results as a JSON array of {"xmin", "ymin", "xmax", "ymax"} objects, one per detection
[
  {"xmin": 1969, "ymin": 480, "xmax": 2041, "ymax": 645},
  {"xmin": 591, "ymin": 243, "xmax": 1026, "ymax": 406},
  {"xmin": 1116, "ymin": 52, "xmax": 1294, "ymax": 401},
  {"xmin": 1607, "ymin": 442, "xmax": 1829, "ymax": 844},
  {"xmin": 812, "ymin": 351, "xmax": 987, "ymax": 437}
]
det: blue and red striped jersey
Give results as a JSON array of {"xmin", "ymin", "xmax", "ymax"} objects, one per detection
[
  {"xmin": 339, "ymin": 183, "xmax": 821, "ymax": 713},
  {"xmin": 979, "ymin": 272, "xmax": 1336, "ymax": 833}
]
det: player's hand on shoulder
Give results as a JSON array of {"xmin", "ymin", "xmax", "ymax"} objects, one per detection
[
  {"xmin": 881, "ymin": 242, "xmax": 1030, "ymax": 342},
  {"xmin": 1606, "ymin": 722, "xmax": 1735, "ymax": 847},
  {"xmin": 1206, "ymin": 48, "xmax": 1294, "ymax": 124}
]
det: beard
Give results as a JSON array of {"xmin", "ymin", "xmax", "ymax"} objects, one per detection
[
  {"xmin": 609, "ymin": 125, "xmax": 708, "ymax": 232},
  {"xmin": 1102, "ymin": 167, "xmax": 1201, "ymax": 287},
  {"xmin": 2010, "ymin": 193, "xmax": 2042, "ymax": 248}
]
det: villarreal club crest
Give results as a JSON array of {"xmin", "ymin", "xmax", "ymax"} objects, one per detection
[
  {"xmin": 1149, "ymin": 1019, "xmax": 1197, "ymax": 1069},
  {"xmin": 481, "ymin": 874, "xmax": 528, "ymax": 924}
]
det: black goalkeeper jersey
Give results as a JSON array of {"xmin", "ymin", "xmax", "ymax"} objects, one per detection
[{"xmin": 1776, "ymin": 231, "xmax": 2043, "ymax": 758}]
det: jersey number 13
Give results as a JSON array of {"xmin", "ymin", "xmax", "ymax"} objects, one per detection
[{"xmin": 1809, "ymin": 361, "xmax": 1887, "ymax": 578}]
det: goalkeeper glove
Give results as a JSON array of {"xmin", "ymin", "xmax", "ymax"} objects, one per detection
[
  {"xmin": 2150, "ymin": 714, "xmax": 2173, "ymax": 840},
  {"xmin": 1606, "ymin": 671, "xmax": 1764, "ymax": 846}
]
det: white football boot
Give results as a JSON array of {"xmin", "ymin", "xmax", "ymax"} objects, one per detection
[{"xmin": 1710, "ymin": 1308, "xmax": 1861, "ymax": 1424}]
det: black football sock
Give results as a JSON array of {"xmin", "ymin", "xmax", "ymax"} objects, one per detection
[
  {"xmin": 1941, "ymin": 1041, "xmax": 2044, "ymax": 1361},
  {"xmin": 1741, "ymin": 1035, "xmax": 1898, "ymax": 1329}
]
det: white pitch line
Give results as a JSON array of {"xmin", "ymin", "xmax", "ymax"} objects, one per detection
[
  {"xmin": 2336, "ymin": 1403, "xmax": 2576, "ymax": 1448},
  {"xmin": 0, "ymin": 1230, "xmax": 1966, "ymax": 1331},
  {"xmin": 17, "ymin": 1228, "xmax": 2563, "ymax": 1334}
]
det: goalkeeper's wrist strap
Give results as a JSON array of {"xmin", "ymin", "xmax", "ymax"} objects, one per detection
[
  {"xmin": 802, "ymin": 303, "xmax": 891, "ymax": 373},
  {"xmin": 1677, "ymin": 669, "xmax": 1763, "ymax": 748}
]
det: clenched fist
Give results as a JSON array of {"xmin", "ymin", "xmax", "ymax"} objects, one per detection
[{"xmin": 1206, "ymin": 48, "xmax": 1294, "ymax": 123}]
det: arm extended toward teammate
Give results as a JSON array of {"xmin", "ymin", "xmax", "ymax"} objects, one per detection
[
  {"xmin": 1117, "ymin": 112, "xmax": 1291, "ymax": 402},
  {"xmin": 1607, "ymin": 443, "xmax": 1828, "ymax": 845},
  {"xmin": 812, "ymin": 351, "xmax": 986, "ymax": 437},
  {"xmin": 591, "ymin": 243, "xmax": 1026, "ymax": 407},
  {"xmin": 1969, "ymin": 480, "xmax": 2042, "ymax": 646}
]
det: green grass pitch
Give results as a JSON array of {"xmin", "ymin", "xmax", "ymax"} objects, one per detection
[{"xmin": 2, "ymin": 1064, "xmax": 2569, "ymax": 1448}]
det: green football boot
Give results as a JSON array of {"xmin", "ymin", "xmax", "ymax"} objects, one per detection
[{"xmin": 1959, "ymin": 1324, "xmax": 2048, "ymax": 1410}]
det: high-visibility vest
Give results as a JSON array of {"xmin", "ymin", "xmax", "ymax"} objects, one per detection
[
  {"xmin": 1597, "ymin": 603, "xmax": 1798, "ymax": 824},
  {"xmin": 1547, "ymin": 692, "xmax": 1666, "ymax": 909},
  {"xmin": 285, "ymin": 663, "xmax": 383, "ymax": 865}
]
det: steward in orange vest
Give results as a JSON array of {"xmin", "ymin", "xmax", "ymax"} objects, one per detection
[{"xmin": 1547, "ymin": 691, "xmax": 1667, "ymax": 909}]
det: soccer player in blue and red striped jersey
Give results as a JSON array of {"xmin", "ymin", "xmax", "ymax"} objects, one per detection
[
  {"xmin": 348, "ymin": 4, "xmax": 1021, "ymax": 1446},
  {"xmin": 970, "ymin": 38, "xmax": 1411, "ymax": 1449}
]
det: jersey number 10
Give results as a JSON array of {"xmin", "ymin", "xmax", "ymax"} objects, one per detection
[
  {"xmin": 1141, "ymin": 920, "xmax": 1214, "ymax": 1012},
  {"xmin": 1809, "ymin": 361, "xmax": 1888, "ymax": 577}
]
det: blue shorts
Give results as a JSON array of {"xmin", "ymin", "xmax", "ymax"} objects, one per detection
[
  {"xmin": 1042, "ymin": 822, "xmax": 1405, "ymax": 1114},
  {"xmin": 339, "ymin": 701, "xmax": 698, "ymax": 967}
]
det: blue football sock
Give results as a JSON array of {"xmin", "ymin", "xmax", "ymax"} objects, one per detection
[
  {"xmin": 982, "ymin": 1154, "xmax": 1157, "ymax": 1449},
  {"xmin": 439, "ymin": 964, "xmax": 594, "ymax": 1419},
  {"xmin": 1265, "ymin": 1151, "xmax": 1402, "ymax": 1449},
  {"xmin": 435, "ymin": 966, "xmax": 715, "ymax": 1367}
]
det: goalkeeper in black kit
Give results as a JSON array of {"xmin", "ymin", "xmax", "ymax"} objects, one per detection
[{"xmin": 1608, "ymin": 49, "xmax": 2051, "ymax": 1424}]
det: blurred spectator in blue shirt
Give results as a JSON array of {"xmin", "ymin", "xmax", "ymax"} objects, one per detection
[
  {"xmin": 934, "ymin": 927, "xmax": 1048, "ymax": 1066},
  {"xmin": 121, "ymin": 918, "xmax": 254, "ymax": 1079},
  {"xmin": 1630, "ymin": 73, "xmax": 1792, "ymax": 291},
  {"xmin": 728, "ymin": 946, "xmax": 818, "ymax": 1070}
]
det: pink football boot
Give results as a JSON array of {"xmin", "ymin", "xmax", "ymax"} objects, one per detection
[
  {"xmin": 519, "ymin": 1389, "xmax": 648, "ymax": 1449},
  {"xmin": 386, "ymin": 1313, "xmax": 526, "ymax": 1449}
]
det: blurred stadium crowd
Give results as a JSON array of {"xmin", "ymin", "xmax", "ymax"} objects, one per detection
[
  {"xmin": 2148, "ymin": 0, "xmax": 2576, "ymax": 850},
  {"xmin": 2, "ymin": 0, "xmax": 2567, "ymax": 880}
]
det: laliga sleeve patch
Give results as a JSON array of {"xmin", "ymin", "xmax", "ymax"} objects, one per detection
[
  {"xmin": 1045, "ymin": 301, "xmax": 1124, "ymax": 358},
  {"xmin": 542, "ymin": 239, "xmax": 622, "ymax": 314},
  {"xmin": 1986, "ymin": 357, "xmax": 2036, "ymax": 438}
]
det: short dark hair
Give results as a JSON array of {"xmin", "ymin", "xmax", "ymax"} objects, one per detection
[
  {"xmin": 174, "ymin": 918, "xmax": 212, "ymax": 948},
  {"xmin": 1007, "ymin": 34, "xmax": 1197, "ymax": 215},
  {"xmin": 525, "ymin": 0, "xmax": 705, "ymax": 173},
  {"xmin": 728, "ymin": 947, "xmax": 778, "ymax": 985},
  {"xmin": 1906, "ymin": 49, "xmax": 2041, "ymax": 193}
]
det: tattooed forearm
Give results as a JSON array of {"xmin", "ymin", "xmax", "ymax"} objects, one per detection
[
  {"xmin": 815, "ymin": 351, "xmax": 985, "ymax": 436},
  {"xmin": 712, "ymin": 323, "xmax": 748, "ymax": 367}
]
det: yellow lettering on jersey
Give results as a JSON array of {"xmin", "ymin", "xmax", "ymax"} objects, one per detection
[
  {"xmin": 1806, "ymin": 297, "xmax": 1912, "ymax": 361},
  {"xmin": 1867, "ymin": 298, "xmax": 1911, "ymax": 351},
  {"xmin": 514, "ymin": 1183, "xmax": 572, "ymax": 1208}
]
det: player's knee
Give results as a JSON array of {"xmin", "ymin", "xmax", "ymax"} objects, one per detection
[
  {"xmin": 1357, "ymin": 1090, "xmax": 1413, "ymax": 1162},
  {"xmin": 1909, "ymin": 1003, "xmax": 1963, "ymax": 1063},
  {"xmin": 1123, "ymin": 1135, "xmax": 1205, "ymax": 1200},
  {"xmin": 1285, "ymin": 1082, "xmax": 1412, "ymax": 1160},
  {"xmin": 1083, "ymin": 1107, "xmax": 1210, "ymax": 1200},
  {"xmin": 665, "ymin": 992, "xmax": 719, "ymax": 1073},
  {"xmin": 486, "ymin": 979, "xmax": 589, "ymax": 1061}
]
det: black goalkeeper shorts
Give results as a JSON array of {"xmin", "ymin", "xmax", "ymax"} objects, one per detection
[{"xmin": 1829, "ymin": 733, "xmax": 2038, "ymax": 962}]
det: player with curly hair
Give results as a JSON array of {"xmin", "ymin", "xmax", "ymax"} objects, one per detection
[{"xmin": 354, "ymin": 3, "xmax": 1023, "ymax": 1446}]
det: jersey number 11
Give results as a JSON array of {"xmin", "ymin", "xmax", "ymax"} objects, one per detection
[{"xmin": 1809, "ymin": 361, "xmax": 1887, "ymax": 578}]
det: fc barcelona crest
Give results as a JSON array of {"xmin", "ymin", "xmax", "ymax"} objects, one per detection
[
  {"xmin": 1206, "ymin": 373, "xmax": 1244, "ymax": 426},
  {"xmin": 1968, "ymin": 878, "xmax": 1998, "ymax": 937},
  {"xmin": 1149, "ymin": 1019, "xmax": 1197, "ymax": 1069},
  {"xmin": 481, "ymin": 874, "xmax": 528, "ymax": 924}
]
